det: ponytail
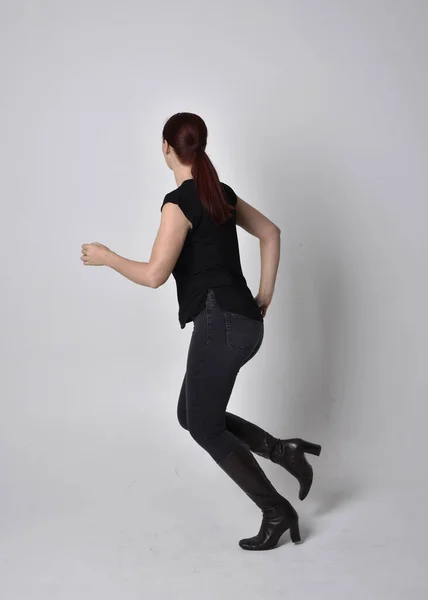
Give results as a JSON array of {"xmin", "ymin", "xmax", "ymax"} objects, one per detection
[{"xmin": 162, "ymin": 113, "xmax": 235, "ymax": 225}]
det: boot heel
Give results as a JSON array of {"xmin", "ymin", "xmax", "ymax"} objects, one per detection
[
  {"xmin": 301, "ymin": 441, "xmax": 321, "ymax": 456},
  {"xmin": 289, "ymin": 520, "xmax": 301, "ymax": 544}
]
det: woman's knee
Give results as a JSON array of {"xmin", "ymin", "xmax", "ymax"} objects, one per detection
[
  {"xmin": 177, "ymin": 406, "xmax": 188, "ymax": 430},
  {"xmin": 188, "ymin": 422, "xmax": 223, "ymax": 449}
]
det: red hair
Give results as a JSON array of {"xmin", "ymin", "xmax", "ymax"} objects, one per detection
[{"xmin": 162, "ymin": 112, "xmax": 235, "ymax": 225}]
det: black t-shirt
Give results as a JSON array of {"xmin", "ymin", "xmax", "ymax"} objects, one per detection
[{"xmin": 160, "ymin": 178, "xmax": 263, "ymax": 329}]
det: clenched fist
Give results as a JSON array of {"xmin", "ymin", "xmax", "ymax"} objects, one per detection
[{"xmin": 81, "ymin": 242, "xmax": 112, "ymax": 266}]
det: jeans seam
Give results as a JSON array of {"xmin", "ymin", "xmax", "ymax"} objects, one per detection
[{"xmin": 205, "ymin": 306, "xmax": 212, "ymax": 346}]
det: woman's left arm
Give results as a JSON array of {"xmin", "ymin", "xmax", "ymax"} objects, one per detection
[{"xmin": 80, "ymin": 202, "xmax": 192, "ymax": 288}]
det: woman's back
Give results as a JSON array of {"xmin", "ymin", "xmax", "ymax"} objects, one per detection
[{"xmin": 161, "ymin": 178, "xmax": 264, "ymax": 328}]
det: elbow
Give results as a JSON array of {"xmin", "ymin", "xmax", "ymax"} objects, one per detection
[
  {"xmin": 261, "ymin": 224, "xmax": 281, "ymax": 241},
  {"xmin": 146, "ymin": 261, "xmax": 166, "ymax": 289},
  {"xmin": 150, "ymin": 275, "xmax": 163, "ymax": 289},
  {"xmin": 149, "ymin": 270, "xmax": 168, "ymax": 289}
]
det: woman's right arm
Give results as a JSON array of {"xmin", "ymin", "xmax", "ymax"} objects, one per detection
[{"xmin": 235, "ymin": 196, "xmax": 281, "ymax": 318}]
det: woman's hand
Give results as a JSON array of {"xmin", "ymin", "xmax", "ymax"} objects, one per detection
[
  {"xmin": 81, "ymin": 242, "xmax": 113, "ymax": 266},
  {"xmin": 254, "ymin": 291, "xmax": 272, "ymax": 319}
]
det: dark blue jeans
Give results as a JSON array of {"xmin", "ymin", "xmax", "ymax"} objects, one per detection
[{"xmin": 177, "ymin": 288, "xmax": 266, "ymax": 464}]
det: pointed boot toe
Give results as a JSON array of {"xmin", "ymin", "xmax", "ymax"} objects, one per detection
[{"xmin": 238, "ymin": 503, "xmax": 301, "ymax": 551}]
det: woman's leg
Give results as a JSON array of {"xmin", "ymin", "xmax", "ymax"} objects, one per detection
[
  {"xmin": 183, "ymin": 313, "xmax": 258, "ymax": 464},
  {"xmin": 178, "ymin": 376, "xmax": 277, "ymax": 448},
  {"xmin": 179, "ymin": 372, "xmax": 321, "ymax": 502},
  {"xmin": 181, "ymin": 291, "xmax": 263, "ymax": 462},
  {"xmin": 177, "ymin": 291, "xmax": 321, "ymax": 506},
  {"xmin": 179, "ymin": 290, "xmax": 299, "ymax": 549},
  {"xmin": 177, "ymin": 306, "xmax": 276, "ymax": 454},
  {"xmin": 177, "ymin": 372, "xmax": 278, "ymax": 457},
  {"xmin": 179, "ymin": 291, "xmax": 268, "ymax": 463}
]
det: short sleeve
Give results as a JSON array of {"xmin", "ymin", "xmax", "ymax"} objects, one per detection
[
  {"xmin": 160, "ymin": 191, "xmax": 196, "ymax": 228},
  {"xmin": 220, "ymin": 182, "xmax": 237, "ymax": 207}
]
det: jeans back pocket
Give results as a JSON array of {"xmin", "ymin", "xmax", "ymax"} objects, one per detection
[{"xmin": 223, "ymin": 311, "xmax": 262, "ymax": 352}]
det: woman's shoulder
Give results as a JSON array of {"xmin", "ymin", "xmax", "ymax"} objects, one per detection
[{"xmin": 220, "ymin": 181, "xmax": 238, "ymax": 206}]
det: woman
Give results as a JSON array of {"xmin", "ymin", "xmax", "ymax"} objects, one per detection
[{"xmin": 81, "ymin": 112, "xmax": 321, "ymax": 551}]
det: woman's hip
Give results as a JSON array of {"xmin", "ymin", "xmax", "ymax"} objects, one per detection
[{"xmin": 189, "ymin": 288, "xmax": 264, "ymax": 367}]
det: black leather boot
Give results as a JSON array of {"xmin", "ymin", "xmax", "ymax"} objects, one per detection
[
  {"xmin": 254, "ymin": 434, "xmax": 322, "ymax": 501},
  {"xmin": 216, "ymin": 441, "xmax": 301, "ymax": 550},
  {"xmin": 225, "ymin": 414, "xmax": 322, "ymax": 501}
]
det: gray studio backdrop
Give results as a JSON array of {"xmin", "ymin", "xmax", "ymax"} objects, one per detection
[{"xmin": 1, "ymin": 1, "xmax": 427, "ymax": 598}]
